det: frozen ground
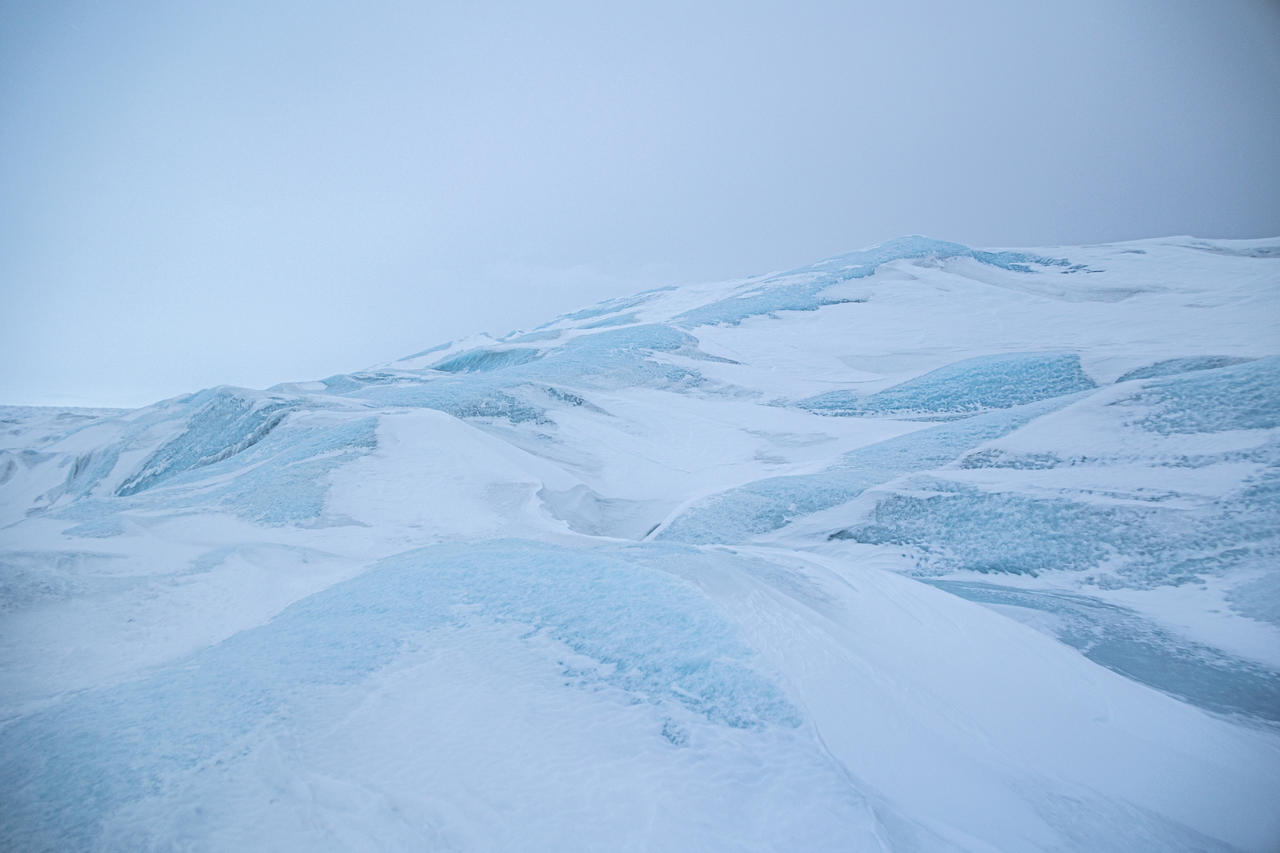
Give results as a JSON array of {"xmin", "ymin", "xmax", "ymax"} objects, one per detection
[{"xmin": 2, "ymin": 236, "xmax": 1278, "ymax": 850}]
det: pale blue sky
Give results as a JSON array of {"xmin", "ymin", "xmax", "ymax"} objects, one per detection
[{"xmin": 3, "ymin": 0, "xmax": 1279, "ymax": 406}]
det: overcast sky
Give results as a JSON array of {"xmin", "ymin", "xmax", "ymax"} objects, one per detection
[{"xmin": 3, "ymin": 0, "xmax": 1279, "ymax": 407}]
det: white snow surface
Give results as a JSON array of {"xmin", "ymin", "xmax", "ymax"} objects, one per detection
[{"xmin": 2, "ymin": 236, "xmax": 1279, "ymax": 851}]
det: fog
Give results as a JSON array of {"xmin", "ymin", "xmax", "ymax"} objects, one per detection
[{"xmin": 3, "ymin": 0, "xmax": 1278, "ymax": 406}]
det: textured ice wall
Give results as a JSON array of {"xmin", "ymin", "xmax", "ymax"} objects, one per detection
[
  {"xmin": 657, "ymin": 394, "xmax": 1082, "ymax": 544},
  {"xmin": 928, "ymin": 581, "xmax": 1280, "ymax": 723},
  {"xmin": 1115, "ymin": 355, "xmax": 1254, "ymax": 383},
  {"xmin": 830, "ymin": 360, "xmax": 1280, "ymax": 586},
  {"xmin": 50, "ymin": 415, "xmax": 379, "ymax": 529},
  {"xmin": 672, "ymin": 236, "xmax": 1088, "ymax": 328},
  {"xmin": 1128, "ymin": 356, "xmax": 1280, "ymax": 434},
  {"xmin": 431, "ymin": 347, "xmax": 542, "ymax": 373},
  {"xmin": 799, "ymin": 352, "xmax": 1096, "ymax": 419},
  {"xmin": 115, "ymin": 389, "xmax": 298, "ymax": 496},
  {"xmin": 340, "ymin": 324, "xmax": 722, "ymax": 423},
  {"xmin": 833, "ymin": 467, "xmax": 1278, "ymax": 589}
]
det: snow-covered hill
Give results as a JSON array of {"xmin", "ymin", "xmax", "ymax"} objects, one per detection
[{"xmin": 2, "ymin": 236, "xmax": 1278, "ymax": 850}]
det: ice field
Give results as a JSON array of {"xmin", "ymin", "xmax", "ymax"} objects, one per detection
[{"xmin": 2, "ymin": 236, "xmax": 1279, "ymax": 850}]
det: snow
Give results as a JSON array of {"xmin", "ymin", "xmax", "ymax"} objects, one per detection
[{"xmin": 2, "ymin": 236, "xmax": 1279, "ymax": 850}]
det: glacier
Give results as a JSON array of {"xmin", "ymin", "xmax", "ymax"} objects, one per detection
[{"xmin": 2, "ymin": 235, "xmax": 1279, "ymax": 851}]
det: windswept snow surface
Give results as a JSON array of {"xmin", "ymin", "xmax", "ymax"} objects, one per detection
[{"xmin": 2, "ymin": 236, "xmax": 1279, "ymax": 851}]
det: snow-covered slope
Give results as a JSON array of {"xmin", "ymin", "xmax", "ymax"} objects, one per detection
[{"xmin": 2, "ymin": 236, "xmax": 1278, "ymax": 851}]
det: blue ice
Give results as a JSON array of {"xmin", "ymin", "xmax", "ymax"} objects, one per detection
[
  {"xmin": 929, "ymin": 581, "xmax": 1280, "ymax": 724},
  {"xmin": 831, "ymin": 450, "xmax": 1279, "ymax": 589},
  {"xmin": 538, "ymin": 286, "xmax": 675, "ymax": 328},
  {"xmin": 60, "ymin": 518, "xmax": 126, "ymax": 538},
  {"xmin": 798, "ymin": 352, "xmax": 1095, "ymax": 419},
  {"xmin": 832, "ymin": 479, "xmax": 1158, "ymax": 579},
  {"xmin": 350, "ymin": 380, "xmax": 552, "ymax": 423},
  {"xmin": 431, "ymin": 347, "xmax": 542, "ymax": 373},
  {"xmin": 578, "ymin": 311, "xmax": 641, "ymax": 329},
  {"xmin": 1115, "ymin": 355, "xmax": 1254, "ymax": 383},
  {"xmin": 316, "ymin": 370, "xmax": 421, "ymax": 394},
  {"xmin": 0, "ymin": 540, "xmax": 798, "ymax": 850},
  {"xmin": 55, "ymin": 446, "xmax": 121, "ymax": 502},
  {"xmin": 115, "ymin": 389, "xmax": 296, "ymax": 497},
  {"xmin": 672, "ymin": 236, "xmax": 1090, "ymax": 328},
  {"xmin": 341, "ymin": 324, "xmax": 718, "ymax": 423},
  {"xmin": 53, "ymin": 415, "xmax": 380, "ymax": 527},
  {"xmin": 1129, "ymin": 356, "xmax": 1280, "ymax": 434},
  {"xmin": 656, "ymin": 394, "xmax": 1083, "ymax": 544},
  {"xmin": 206, "ymin": 416, "xmax": 378, "ymax": 524},
  {"xmin": 548, "ymin": 292, "xmax": 656, "ymax": 324},
  {"xmin": 826, "ymin": 411, "xmax": 1280, "ymax": 674}
]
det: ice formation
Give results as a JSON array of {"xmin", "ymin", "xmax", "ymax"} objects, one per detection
[{"xmin": 2, "ymin": 236, "xmax": 1278, "ymax": 851}]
